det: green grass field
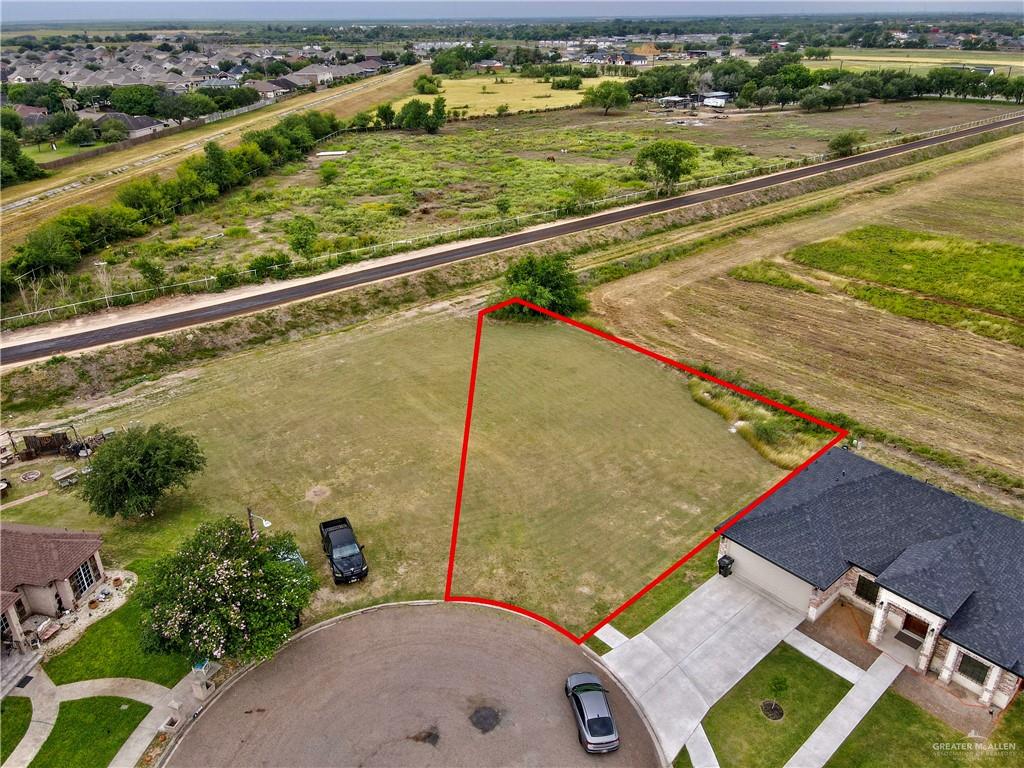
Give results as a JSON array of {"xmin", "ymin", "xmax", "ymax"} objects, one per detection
[
  {"xmin": 789, "ymin": 225, "xmax": 1024, "ymax": 345},
  {"xmin": 792, "ymin": 226, "xmax": 1024, "ymax": 319},
  {"xmin": 22, "ymin": 140, "xmax": 93, "ymax": 164},
  {"xmin": 28, "ymin": 697, "xmax": 150, "ymax": 768},
  {"xmin": 449, "ymin": 320, "xmax": 783, "ymax": 634},
  {"xmin": 0, "ymin": 313, "xmax": 787, "ymax": 631},
  {"xmin": 43, "ymin": 561, "xmax": 191, "ymax": 686},
  {"xmin": 1, "ymin": 696, "xmax": 32, "ymax": 763},
  {"xmin": 703, "ymin": 643, "xmax": 853, "ymax": 768},
  {"xmin": 0, "ymin": 114, "xmax": 764, "ymax": 320},
  {"xmin": 824, "ymin": 690, "xmax": 971, "ymax": 768}
]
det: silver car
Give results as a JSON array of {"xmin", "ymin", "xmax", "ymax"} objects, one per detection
[{"xmin": 565, "ymin": 673, "xmax": 620, "ymax": 753}]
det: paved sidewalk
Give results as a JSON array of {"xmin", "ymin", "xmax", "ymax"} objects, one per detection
[
  {"xmin": 784, "ymin": 629, "xmax": 864, "ymax": 684},
  {"xmin": 685, "ymin": 724, "xmax": 720, "ymax": 768},
  {"xmin": 603, "ymin": 576, "xmax": 803, "ymax": 759},
  {"xmin": 5, "ymin": 669, "xmax": 60, "ymax": 768},
  {"xmin": 784, "ymin": 654, "xmax": 904, "ymax": 768},
  {"xmin": 594, "ymin": 624, "xmax": 629, "ymax": 649},
  {"xmin": 4, "ymin": 665, "xmax": 202, "ymax": 768}
]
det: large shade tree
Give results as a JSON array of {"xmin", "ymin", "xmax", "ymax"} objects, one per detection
[
  {"xmin": 80, "ymin": 423, "xmax": 205, "ymax": 519},
  {"xmin": 139, "ymin": 517, "xmax": 318, "ymax": 661},
  {"xmin": 494, "ymin": 253, "xmax": 589, "ymax": 319}
]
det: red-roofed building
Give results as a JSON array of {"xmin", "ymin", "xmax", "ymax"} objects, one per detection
[{"xmin": 1, "ymin": 523, "xmax": 105, "ymax": 652}]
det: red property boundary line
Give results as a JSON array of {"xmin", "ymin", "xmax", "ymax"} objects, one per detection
[{"xmin": 443, "ymin": 297, "xmax": 849, "ymax": 644}]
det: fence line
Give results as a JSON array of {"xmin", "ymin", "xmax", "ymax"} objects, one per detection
[{"xmin": 4, "ymin": 108, "xmax": 1023, "ymax": 327}]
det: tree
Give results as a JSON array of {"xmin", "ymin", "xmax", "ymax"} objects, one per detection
[
  {"xmin": 79, "ymin": 423, "xmax": 206, "ymax": 519},
  {"xmin": 0, "ymin": 129, "xmax": 46, "ymax": 188},
  {"xmin": 65, "ymin": 119, "xmax": 96, "ymax": 146},
  {"xmin": 375, "ymin": 102, "xmax": 395, "ymax": 129},
  {"xmin": 99, "ymin": 120, "xmax": 129, "ymax": 143},
  {"xmin": 0, "ymin": 108, "xmax": 23, "ymax": 136},
  {"xmin": 199, "ymin": 141, "xmax": 241, "ymax": 192},
  {"xmin": 44, "ymin": 111, "xmax": 78, "ymax": 138},
  {"xmin": 429, "ymin": 96, "xmax": 447, "ymax": 133},
  {"xmin": 767, "ymin": 675, "xmax": 789, "ymax": 709},
  {"xmin": 22, "ymin": 124, "xmax": 50, "ymax": 150},
  {"xmin": 752, "ymin": 86, "xmax": 778, "ymax": 110},
  {"xmin": 495, "ymin": 103, "xmax": 510, "ymax": 117},
  {"xmin": 287, "ymin": 214, "xmax": 318, "ymax": 256},
  {"xmin": 828, "ymin": 129, "xmax": 867, "ymax": 157},
  {"xmin": 109, "ymin": 84, "xmax": 161, "ymax": 116},
  {"xmin": 396, "ymin": 98, "xmax": 431, "ymax": 130},
  {"xmin": 635, "ymin": 140, "xmax": 700, "ymax": 193},
  {"xmin": 494, "ymin": 254, "xmax": 589, "ymax": 318},
  {"xmin": 138, "ymin": 517, "xmax": 317, "ymax": 662},
  {"xmin": 581, "ymin": 80, "xmax": 631, "ymax": 115}
]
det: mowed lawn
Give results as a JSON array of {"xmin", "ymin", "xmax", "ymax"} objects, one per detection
[
  {"xmin": 703, "ymin": 643, "xmax": 852, "ymax": 768},
  {"xmin": 2, "ymin": 314, "xmax": 791, "ymax": 633},
  {"xmin": 449, "ymin": 320, "xmax": 785, "ymax": 635},
  {"xmin": 28, "ymin": 697, "xmax": 150, "ymax": 768},
  {"xmin": 393, "ymin": 72, "xmax": 630, "ymax": 117}
]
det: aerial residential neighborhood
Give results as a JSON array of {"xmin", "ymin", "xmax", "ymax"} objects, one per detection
[{"xmin": 0, "ymin": 1, "xmax": 1022, "ymax": 767}]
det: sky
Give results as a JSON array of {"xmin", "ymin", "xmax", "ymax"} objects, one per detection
[{"xmin": 2, "ymin": 1, "xmax": 1021, "ymax": 25}]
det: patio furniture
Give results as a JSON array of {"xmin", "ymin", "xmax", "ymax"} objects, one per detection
[{"xmin": 52, "ymin": 467, "xmax": 78, "ymax": 488}]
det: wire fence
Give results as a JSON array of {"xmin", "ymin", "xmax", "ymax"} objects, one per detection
[{"xmin": 3, "ymin": 108, "xmax": 1023, "ymax": 328}]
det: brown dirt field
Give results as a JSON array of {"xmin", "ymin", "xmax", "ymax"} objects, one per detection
[
  {"xmin": 589, "ymin": 136, "xmax": 1024, "ymax": 488},
  {"xmin": 0, "ymin": 64, "xmax": 426, "ymax": 258}
]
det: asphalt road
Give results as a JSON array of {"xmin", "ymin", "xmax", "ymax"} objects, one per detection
[
  {"xmin": 165, "ymin": 603, "xmax": 660, "ymax": 768},
  {"xmin": 3, "ymin": 114, "xmax": 1022, "ymax": 365}
]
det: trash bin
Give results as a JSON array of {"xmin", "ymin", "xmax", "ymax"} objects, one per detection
[{"xmin": 718, "ymin": 554, "xmax": 734, "ymax": 577}]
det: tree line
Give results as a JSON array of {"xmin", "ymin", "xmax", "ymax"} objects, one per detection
[{"xmin": 626, "ymin": 52, "xmax": 1024, "ymax": 109}]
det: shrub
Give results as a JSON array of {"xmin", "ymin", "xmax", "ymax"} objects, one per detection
[
  {"xmin": 828, "ymin": 129, "xmax": 868, "ymax": 157},
  {"xmin": 139, "ymin": 517, "xmax": 317, "ymax": 662},
  {"xmin": 494, "ymin": 253, "xmax": 589, "ymax": 318}
]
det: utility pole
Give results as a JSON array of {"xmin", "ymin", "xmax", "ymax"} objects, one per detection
[{"xmin": 247, "ymin": 506, "xmax": 256, "ymax": 540}]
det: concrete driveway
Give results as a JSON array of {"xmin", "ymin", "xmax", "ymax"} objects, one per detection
[
  {"xmin": 603, "ymin": 575, "xmax": 803, "ymax": 759},
  {"xmin": 166, "ymin": 603, "xmax": 659, "ymax": 767}
]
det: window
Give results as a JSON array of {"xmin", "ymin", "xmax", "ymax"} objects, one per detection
[
  {"xmin": 854, "ymin": 575, "xmax": 879, "ymax": 605},
  {"xmin": 70, "ymin": 559, "xmax": 96, "ymax": 598},
  {"xmin": 0, "ymin": 612, "xmax": 9, "ymax": 638},
  {"xmin": 957, "ymin": 654, "xmax": 990, "ymax": 686}
]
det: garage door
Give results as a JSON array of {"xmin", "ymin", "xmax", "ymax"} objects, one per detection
[{"xmin": 726, "ymin": 543, "xmax": 813, "ymax": 613}]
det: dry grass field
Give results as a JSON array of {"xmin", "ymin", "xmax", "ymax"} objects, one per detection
[
  {"xmin": 449, "ymin": 319, "xmax": 785, "ymax": 635},
  {"xmin": 392, "ymin": 71, "xmax": 630, "ymax": 117},
  {"xmin": 802, "ymin": 46, "xmax": 1024, "ymax": 76},
  {"xmin": 589, "ymin": 135, "xmax": 1024, "ymax": 492}
]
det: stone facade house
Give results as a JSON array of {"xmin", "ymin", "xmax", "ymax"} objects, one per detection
[
  {"xmin": 717, "ymin": 448, "xmax": 1023, "ymax": 710},
  {"xmin": 0, "ymin": 523, "xmax": 105, "ymax": 652}
]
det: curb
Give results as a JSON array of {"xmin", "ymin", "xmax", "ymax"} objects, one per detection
[{"xmin": 156, "ymin": 599, "xmax": 667, "ymax": 767}]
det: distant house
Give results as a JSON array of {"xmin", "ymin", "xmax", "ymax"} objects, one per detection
[
  {"xmin": 269, "ymin": 76, "xmax": 308, "ymax": 92},
  {"xmin": 1, "ymin": 523, "xmax": 106, "ymax": 651},
  {"xmin": 76, "ymin": 110, "xmax": 166, "ymax": 139},
  {"xmin": 293, "ymin": 64, "xmax": 335, "ymax": 85},
  {"xmin": 472, "ymin": 59, "xmax": 505, "ymax": 72},
  {"xmin": 621, "ymin": 53, "xmax": 648, "ymax": 66},
  {"xmin": 718, "ymin": 448, "xmax": 1023, "ymax": 710},
  {"xmin": 200, "ymin": 76, "xmax": 241, "ymax": 90},
  {"xmin": 248, "ymin": 79, "xmax": 288, "ymax": 99},
  {"xmin": 12, "ymin": 104, "xmax": 48, "ymax": 119}
]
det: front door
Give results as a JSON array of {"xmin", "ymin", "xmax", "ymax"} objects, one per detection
[{"xmin": 903, "ymin": 614, "xmax": 929, "ymax": 638}]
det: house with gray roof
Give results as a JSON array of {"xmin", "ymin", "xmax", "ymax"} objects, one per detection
[{"xmin": 717, "ymin": 448, "xmax": 1023, "ymax": 710}]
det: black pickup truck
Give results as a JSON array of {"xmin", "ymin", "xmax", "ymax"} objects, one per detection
[{"xmin": 319, "ymin": 517, "xmax": 369, "ymax": 584}]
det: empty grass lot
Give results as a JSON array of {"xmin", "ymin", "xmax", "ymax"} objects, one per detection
[
  {"xmin": 0, "ymin": 313, "xmax": 790, "ymax": 631},
  {"xmin": 1, "ymin": 696, "xmax": 32, "ymax": 763},
  {"xmin": 393, "ymin": 72, "xmax": 630, "ymax": 117},
  {"xmin": 43, "ymin": 561, "xmax": 191, "ymax": 687},
  {"xmin": 449, "ymin": 320, "xmax": 786, "ymax": 636},
  {"xmin": 28, "ymin": 696, "xmax": 150, "ymax": 768},
  {"xmin": 702, "ymin": 643, "xmax": 853, "ymax": 768}
]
